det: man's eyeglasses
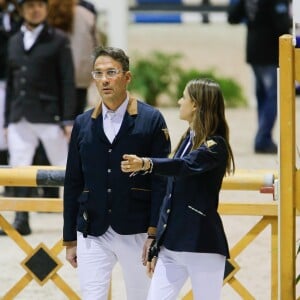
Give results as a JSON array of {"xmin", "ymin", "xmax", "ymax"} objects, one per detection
[{"xmin": 91, "ymin": 69, "xmax": 124, "ymax": 80}]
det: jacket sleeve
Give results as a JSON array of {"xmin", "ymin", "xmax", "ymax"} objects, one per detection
[
  {"xmin": 57, "ymin": 33, "xmax": 77, "ymax": 123},
  {"xmin": 4, "ymin": 41, "xmax": 13, "ymax": 128},
  {"xmin": 151, "ymin": 137, "xmax": 227, "ymax": 178},
  {"xmin": 63, "ymin": 117, "xmax": 84, "ymax": 244},
  {"xmin": 148, "ymin": 111, "xmax": 171, "ymax": 230},
  {"xmin": 271, "ymin": 0, "xmax": 292, "ymax": 35},
  {"xmin": 227, "ymin": 0, "xmax": 246, "ymax": 24}
]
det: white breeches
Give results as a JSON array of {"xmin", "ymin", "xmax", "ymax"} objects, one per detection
[
  {"xmin": 77, "ymin": 227, "xmax": 150, "ymax": 300},
  {"xmin": 147, "ymin": 247, "xmax": 226, "ymax": 300},
  {"xmin": 7, "ymin": 119, "xmax": 68, "ymax": 167}
]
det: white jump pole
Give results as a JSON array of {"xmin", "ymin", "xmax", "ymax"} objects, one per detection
[
  {"xmin": 293, "ymin": 0, "xmax": 300, "ymax": 45},
  {"xmin": 88, "ymin": 0, "xmax": 128, "ymax": 51}
]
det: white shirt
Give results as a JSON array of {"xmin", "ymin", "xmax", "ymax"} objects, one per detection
[
  {"xmin": 102, "ymin": 97, "xmax": 129, "ymax": 143},
  {"xmin": 21, "ymin": 23, "xmax": 44, "ymax": 51},
  {"xmin": 2, "ymin": 13, "xmax": 11, "ymax": 31}
]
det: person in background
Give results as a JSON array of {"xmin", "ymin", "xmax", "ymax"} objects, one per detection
[
  {"xmin": 63, "ymin": 46, "xmax": 171, "ymax": 300},
  {"xmin": 0, "ymin": 0, "xmax": 76, "ymax": 236},
  {"xmin": 227, "ymin": 0, "xmax": 291, "ymax": 154},
  {"xmin": 35, "ymin": 0, "xmax": 100, "ymax": 200},
  {"xmin": 122, "ymin": 78, "xmax": 235, "ymax": 300},
  {"xmin": 0, "ymin": 1, "xmax": 58, "ymax": 201},
  {"xmin": 78, "ymin": 0, "xmax": 96, "ymax": 16},
  {"xmin": 0, "ymin": 0, "xmax": 22, "ymax": 196},
  {"xmin": 48, "ymin": 0, "xmax": 100, "ymax": 116}
]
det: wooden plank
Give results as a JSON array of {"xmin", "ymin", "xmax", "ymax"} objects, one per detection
[
  {"xmin": 2, "ymin": 274, "xmax": 32, "ymax": 300},
  {"xmin": 295, "ymin": 48, "xmax": 300, "ymax": 82},
  {"xmin": 270, "ymin": 217, "xmax": 278, "ymax": 300},
  {"xmin": 52, "ymin": 274, "xmax": 81, "ymax": 300},
  {"xmin": 0, "ymin": 198, "xmax": 63, "ymax": 212},
  {"xmin": 230, "ymin": 217, "xmax": 270, "ymax": 258},
  {"xmin": 219, "ymin": 202, "xmax": 278, "ymax": 216},
  {"xmin": 228, "ymin": 277, "xmax": 255, "ymax": 299},
  {"xmin": 279, "ymin": 34, "xmax": 296, "ymax": 300},
  {"xmin": 296, "ymin": 169, "xmax": 300, "ymax": 210},
  {"xmin": 0, "ymin": 214, "xmax": 33, "ymax": 253}
]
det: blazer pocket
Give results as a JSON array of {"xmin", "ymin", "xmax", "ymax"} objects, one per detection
[
  {"xmin": 77, "ymin": 190, "xmax": 89, "ymax": 203},
  {"xmin": 187, "ymin": 204, "xmax": 207, "ymax": 217},
  {"xmin": 77, "ymin": 190, "xmax": 90, "ymax": 236},
  {"xmin": 77, "ymin": 190, "xmax": 89, "ymax": 216},
  {"xmin": 130, "ymin": 188, "xmax": 151, "ymax": 211},
  {"xmin": 39, "ymin": 93, "xmax": 59, "ymax": 115},
  {"xmin": 39, "ymin": 93, "xmax": 58, "ymax": 102}
]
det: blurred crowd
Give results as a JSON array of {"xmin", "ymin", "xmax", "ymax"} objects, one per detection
[{"xmin": 0, "ymin": 0, "xmax": 101, "ymax": 235}]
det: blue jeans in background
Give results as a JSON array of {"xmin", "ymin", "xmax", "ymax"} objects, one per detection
[{"xmin": 252, "ymin": 64, "xmax": 277, "ymax": 152}]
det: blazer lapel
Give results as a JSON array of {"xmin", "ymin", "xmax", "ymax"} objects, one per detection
[
  {"xmin": 174, "ymin": 133, "xmax": 191, "ymax": 158},
  {"xmin": 113, "ymin": 96, "xmax": 138, "ymax": 144},
  {"xmin": 16, "ymin": 32, "xmax": 25, "ymax": 52},
  {"xmin": 23, "ymin": 23, "xmax": 50, "ymax": 53},
  {"xmin": 113, "ymin": 112, "xmax": 135, "ymax": 144},
  {"xmin": 92, "ymin": 114, "xmax": 111, "ymax": 144}
]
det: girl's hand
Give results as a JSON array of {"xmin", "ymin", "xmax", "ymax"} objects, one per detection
[{"xmin": 121, "ymin": 154, "xmax": 143, "ymax": 173}]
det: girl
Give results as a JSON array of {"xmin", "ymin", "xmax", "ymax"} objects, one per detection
[{"xmin": 121, "ymin": 78, "xmax": 235, "ymax": 300}]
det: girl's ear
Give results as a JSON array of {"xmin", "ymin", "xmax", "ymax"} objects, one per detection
[{"xmin": 192, "ymin": 102, "xmax": 197, "ymax": 112}]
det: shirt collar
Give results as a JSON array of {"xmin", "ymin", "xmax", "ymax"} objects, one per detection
[
  {"xmin": 21, "ymin": 23, "xmax": 44, "ymax": 36},
  {"xmin": 190, "ymin": 130, "xmax": 195, "ymax": 139},
  {"xmin": 102, "ymin": 95, "xmax": 129, "ymax": 120},
  {"xmin": 92, "ymin": 93, "xmax": 138, "ymax": 119}
]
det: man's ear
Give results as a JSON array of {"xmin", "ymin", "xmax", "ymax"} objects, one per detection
[{"xmin": 125, "ymin": 71, "xmax": 132, "ymax": 84}]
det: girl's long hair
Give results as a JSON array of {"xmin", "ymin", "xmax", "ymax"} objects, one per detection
[{"xmin": 175, "ymin": 78, "xmax": 235, "ymax": 175}]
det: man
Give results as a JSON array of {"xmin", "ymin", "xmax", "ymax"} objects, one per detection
[
  {"xmin": 63, "ymin": 46, "xmax": 170, "ymax": 300},
  {"xmin": 228, "ymin": 0, "xmax": 291, "ymax": 154},
  {"xmin": 0, "ymin": 0, "xmax": 76, "ymax": 235}
]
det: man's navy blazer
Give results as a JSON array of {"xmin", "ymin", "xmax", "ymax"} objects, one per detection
[{"xmin": 63, "ymin": 96, "xmax": 171, "ymax": 244}]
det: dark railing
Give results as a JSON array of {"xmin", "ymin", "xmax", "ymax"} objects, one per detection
[{"xmin": 129, "ymin": 0, "xmax": 228, "ymax": 23}]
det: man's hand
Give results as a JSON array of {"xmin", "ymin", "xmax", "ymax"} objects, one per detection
[
  {"xmin": 146, "ymin": 257, "xmax": 157, "ymax": 278},
  {"xmin": 66, "ymin": 245, "xmax": 77, "ymax": 268},
  {"xmin": 142, "ymin": 237, "xmax": 154, "ymax": 266},
  {"xmin": 144, "ymin": 238, "xmax": 159, "ymax": 278},
  {"xmin": 63, "ymin": 125, "xmax": 73, "ymax": 142}
]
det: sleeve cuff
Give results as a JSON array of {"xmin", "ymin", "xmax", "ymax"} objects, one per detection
[
  {"xmin": 62, "ymin": 240, "xmax": 77, "ymax": 247},
  {"xmin": 147, "ymin": 226, "xmax": 157, "ymax": 236}
]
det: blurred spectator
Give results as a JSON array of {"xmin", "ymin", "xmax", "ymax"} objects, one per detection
[
  {"xmin": 0, "ymin": 1, "xmax": 57, "ymax": 200},
  {"xmin": 0, "ymin": 0, "xmax": 76, "ymax": 236},
  {"xmin": 48, "ymin": 0, "xmax": 100, "ymax": 115},
  {"xmin": 228, "ymin": 0, "xmax": 291, "ymax": 154},
  {"xmin": 0, "ymin": 0, "xmax": 22, "ymax": 196},
  {"xmin": 78, "ymin": 0, "xmax": 96, "ymax": 16}
]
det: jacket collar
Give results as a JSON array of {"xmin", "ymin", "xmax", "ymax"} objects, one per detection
[
  {"xmin": 91, "ymin": 94, "xmax": 138, "ymax": 119},
  {"xmin": 20, "ymin": 22, "xmax": 53, "ymax": 51}
]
